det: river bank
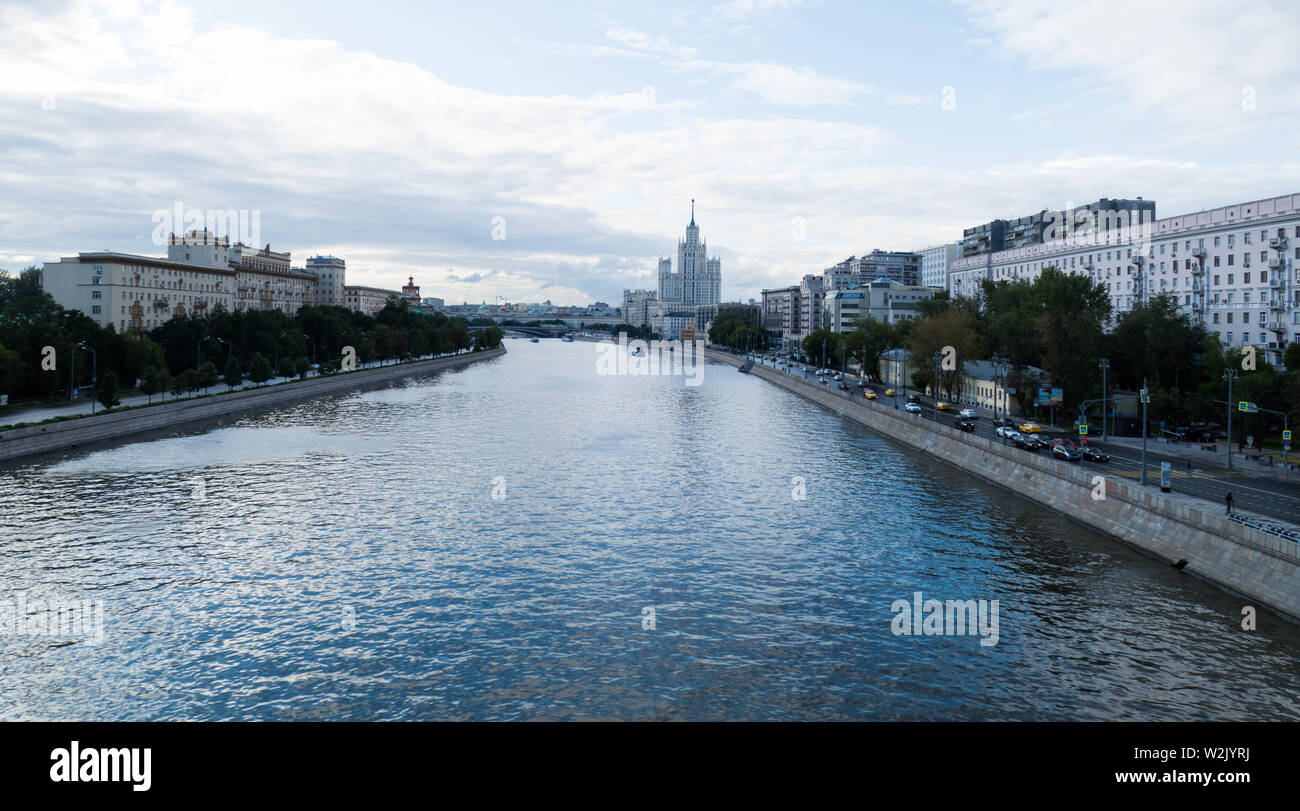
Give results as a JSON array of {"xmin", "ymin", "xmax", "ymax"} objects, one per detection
[
  {"xmin": 705, "ymin": 347, "xmax": 1300, "ymax": 623},
  {"xmin": 0, "ymin": 347, "xmax": 506, "ymax": 464}
]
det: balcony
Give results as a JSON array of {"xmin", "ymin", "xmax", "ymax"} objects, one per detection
[
  {"xmin": 1268, "ymin": 257, "xmax": 1284, "ymax": 270},
  {"xmin": 1269, "ymin": 297, "xmax": 1285, "ymax": 311},
  {"xmin": 1269, "ymin": 274, "xmax": 1285, "ymax": 289},
  {"xmin": 1190, "ymin": 280, "xmax": 1204, "ymax": 291},
  {"xmin": 1269, "ymin": 236, "xmax": 1287, "ymax": 250},
  {"xmin": 1190, "ymin": 297, "xmax": 1204, "ymax": 311},
  {"xmin": 1267, "ymin": 320, "xmax": 1285, "ymax": 332},
  {"xmin": 1190, "ymin": 262, "xmax": 1205, "ymax": 275}
]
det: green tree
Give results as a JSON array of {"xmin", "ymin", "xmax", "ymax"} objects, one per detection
[
  {"xmin": 906, "ymin": 308, "xmax": 984, "ymax": 400},
  {"xmin": 196, "ymin": 361, "xmax": 219, "ymax": 394},
  {"xmin": 294, "ymin": 356, "xmax": 310, "ymax": 379},
  {"xmin": 224, "ymin": 357, "xmax": 242, "ymax": 390},
  {"xmin": 247, "ymin": 352, "xmax": 272, "ymax": 386},
  {"xmin": 802, "ymin": 328, "xmax": 844, "ymax": 368},
  {"xmin": 842, "ymin": 317, "xmax": 899, "ymax": 382},
  {"xmin": 140, "ymin": 365, "xmax": 170, "ymax": 404},
  {"xmin": 96, "ymin": 369, "xmax": 121, "ymax": 411}
]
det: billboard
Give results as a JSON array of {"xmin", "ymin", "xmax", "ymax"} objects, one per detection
[{"xmin": 1038, "ymin": 386, "xmax": 1063, "ymax": 406}]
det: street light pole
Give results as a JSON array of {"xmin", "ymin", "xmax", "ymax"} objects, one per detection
[
  {"xmin": 1098, "ymin": 358, "xmax": 1110, "ymax": 441},
  {"xmin": 77, "ymin": 342, "xmax": 97, "ymax": 414},
  {"xmin": 1223, "ymin": 369, "xmax": 1238, "ymax": 472},
  {"xmin": 1140, "ymin": 377, "xmax": 1149, "ymax": 486}
]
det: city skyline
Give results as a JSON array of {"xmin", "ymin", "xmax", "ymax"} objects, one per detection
[{"xmin": 4, "ymin": 0, "xmax": 1299, "ymax": 305}]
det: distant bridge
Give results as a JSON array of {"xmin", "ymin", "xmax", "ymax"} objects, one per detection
[{"xmin": 469, "ymin": 324, "xmax": 570, "ymax": 338}]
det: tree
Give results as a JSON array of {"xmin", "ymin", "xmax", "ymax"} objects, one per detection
[
  {"xmin": 905, "ymin": 309, "xmax": 983, "ymax": 400},
  {"xmin": 293, "ymin": 356, "xmax": 310, "ymax": 379},
  {"xmin": 710, "ymin": 307, "xmax": 767, "ymax": 351},
  {"xmin": 801, "ymin": 328, "xmax": 844, "ymax": 368},
  {"xmin": 96, "ymin": 369, "xmax": 121, "ymax": 411},
  {"xmin": 170, "ymin": 369, "xmax": 191, "ymax": 398},
  {"xmin": 842, "ymin": 317, "xmax": 899, "ymax": 382},
  {"xmin": 140, "ymin": 365, "xmax": 170, "ymax": 404},
  {"xmin": 224, "ymin": 357, "xmax": 242, "ymax": 391},
  {"xmin": 196, "ymin": 361, "xmax": 219, "ymax": 394},
  {"xmin": 247, "ymin": 352, "xmax": 272, "ymax": 386}
]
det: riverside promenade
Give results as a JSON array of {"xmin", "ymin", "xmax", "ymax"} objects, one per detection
[
  {"xmin": 707, "ymin": 346, "xmax": 1300, "ymax": 623},
  {"xmin": 0, "ymin": 347, "xmax": 506, "ymax": 463}
]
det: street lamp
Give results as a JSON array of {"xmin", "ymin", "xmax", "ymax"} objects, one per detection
[
  {"xmin": 1098, "ymin": 358, "xmax": 1110, "ymax": 440},
  {"xmin": 1223, "ymin": 369, "xmax": 1238, "ymax": 472},
  {"xmin": 77, "ymin": 342, "xmax": 96, "ymax": 414},
  {"xmin": 1140, "ymin": 378, "xmax": 1150, "ymax": 486}
]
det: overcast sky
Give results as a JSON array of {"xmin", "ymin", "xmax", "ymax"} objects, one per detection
[{"xmin": 2, "ymin": 0, "xmax": 1298, "ymax": 305}]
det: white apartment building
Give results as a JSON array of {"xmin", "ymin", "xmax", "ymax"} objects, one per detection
[
  {"xmin": 307, "ymin": 255, "xmax": 346, "ymax": 306},
  {"xmin": 949, "ymin": 192, "xmax": 1300, "ymax": 366},
  {"xmin": 761, "ymin": 285, "xmax": 801, "ymax": 350},
  {"xmin": 43, "ymin": 229, "xmax": 319, "ymax": 332},
  {"xmin": 822, "ymin": 278, "xmax": 937, "ymax": 333},
  {"xmin": 622, "ymin": 289, "xmax": 657, "ymax": 328},
  {"xmin": 344, "ymin": 285, "xmax": 400, "ymax": 316},
  {"xmin": 920, "ymin": 243, "xmax": 958, "ymax": 290}
]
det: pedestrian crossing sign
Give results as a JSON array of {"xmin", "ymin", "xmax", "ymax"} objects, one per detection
[{"xmin": 1079, "ymin": 425, "xmax": 1087, "ymax": 435}]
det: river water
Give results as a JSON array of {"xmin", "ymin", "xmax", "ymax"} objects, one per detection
[{"xmin": 2, "ymin": 339, "xmax": 1297, "ymax": 720}]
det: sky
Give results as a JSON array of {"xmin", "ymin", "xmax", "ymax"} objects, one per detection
[{"xmin": 1, "ymin": 0, "xmax": 1298, "ymax": 305}]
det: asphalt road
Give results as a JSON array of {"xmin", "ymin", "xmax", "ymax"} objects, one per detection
[{"xmin": 757, "ymin": 357, "xmax": 1300, "ymax": 526}]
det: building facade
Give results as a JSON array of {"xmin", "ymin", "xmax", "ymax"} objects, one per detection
[
  {"xmin": 920, "ymin": 243, "xmax": 958, "ymax": 290},
  {"xmin": 959, "ymin": 198, "xmax": 1156, "ymax": 258},
  {"xmin": 306, "ymin": 255, "xmax": 346, "ymax": 306},
  {"xmin": 343, "ymin": 285, "xmax": 400, "ymax": 316},
  {"xmin": 950, "ymin": 192, "xmax": 1300, "ymax": 366},
  {"xmin": 650, "ymin": 201, "xmax": 722, "ymax": 338}
]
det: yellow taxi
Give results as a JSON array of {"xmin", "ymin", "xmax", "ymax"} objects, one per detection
[
  {"xmin": 884, "ymin": 388, "xmax": 895, "ymax": 397},
  {"xmin": 935, "ymin": 401, "xmax": 952, "ymax": 411},
  {"xmin": 864, "ymin": 390, "xmax": 878, "ymax": 400},
  {"xmin": 1018, "ymin": 422, "xmax": 1043, "ymax": 433}
]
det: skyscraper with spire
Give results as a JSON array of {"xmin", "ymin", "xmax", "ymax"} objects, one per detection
[{"xmin": 658, "ymin": 199, "xmax": 721, "ymax": 309}]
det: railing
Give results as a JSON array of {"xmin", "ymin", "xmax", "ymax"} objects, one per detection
[{"xmin": 1229, "ymin": 513, "xmax": 1300, "ymax": 543}]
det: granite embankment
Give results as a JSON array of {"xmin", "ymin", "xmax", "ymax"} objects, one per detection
[
  {"xmin": 0, "ymin": 347, "xmax": 506, "ymax": 463},
  {"xmin": 706, "ymin": 348, "xmax": 1300, "ymax": 622}
]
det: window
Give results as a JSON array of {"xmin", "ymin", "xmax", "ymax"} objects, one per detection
[
  {"xmin": 1213, "ymin": 313, "xmax": 1221, "ymax": 324},
  {"xmin": 1227, "ymin": 312, "xmax": 1234, "ymax": 324},
  {"xmin": 1228, "ymin": 235, "xmax": 1235, "ymax": 248},
  {"xmin": 1228, "ymin": 274, "xmax": 1234, "ymax": 285},
  {"xmin": 1245, "ymin": 232, "xmax": 1252, "ymax": 244},
  {"xmin": 1228, "ymin": 254, "xmax": 1234, "ymax": 266},
  {"xmin": 1214, "ymin": 236, "xmax": 1221, "ymax": 247},
  {"xmin": 1214, "ymin": 275, "xmax": 1220, "ymax": 285},
  {"xmin": 91, "ymin": 305, "xmax": 101, "ymax": 314},
  {"xmin": 91, "ymin": 290, "xmax": 102, "ymax": 299}
]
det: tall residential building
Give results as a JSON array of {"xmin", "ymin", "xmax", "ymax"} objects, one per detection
[
  {"xmin": 949, "ymin": 192, "xmax": 1300, "ymax": 367},
  {"xmin": 960, "ymin": 197, "xmax": 1156, "ymax": 258},
  {"xmin": 306, "ymin": 255, "xmax": 346, "ymax": 306},
  {"xmin": 621, "ymin": 289, "xmax": 657, "ymax": 327},
  {"xmin": 651, "ymin": 201, "xmax": 722, "ymax": 338},
  {"xmin": 919, "ymin": 243, "xmax": 959, "ymax": 290},
  {"xmin": 761, "ymin": 285, "xmax": 801, "ymax": 350}
]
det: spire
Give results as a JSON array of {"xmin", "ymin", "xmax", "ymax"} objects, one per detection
[{"xmin": 689, "ymin": 199, "xmax": 695, "ymax": 228}]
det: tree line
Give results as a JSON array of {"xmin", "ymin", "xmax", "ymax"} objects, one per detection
[{"xmin": 0, "ymin": 267, "xmax": 497, "ymax": 412}]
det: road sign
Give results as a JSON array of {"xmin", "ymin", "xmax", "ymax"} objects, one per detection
[
  {"xmin": 1079, "ymin": 425, "xmax": 1088, "ymax": 435},
  {"xmin": 1238, "ymin": 401, "xmax": 1258, "ymax": 413},
  {"xmin": 1284, "ymin": 430, "xmax": 1292, "ymax": 441}
]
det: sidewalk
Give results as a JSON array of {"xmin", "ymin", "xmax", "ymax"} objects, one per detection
[
  {"xmin": 0, "ymin": 354, "xmax": 456, "ymax": 428},
  {"xmin": 1103, "ymin": 434, "xmax": 1296, "ymax": 481}
]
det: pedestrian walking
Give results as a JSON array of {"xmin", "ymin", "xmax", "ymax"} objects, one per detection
[{"xmin": 1225, "ymin": 491, "xmax": 1234, "ymax": 515}]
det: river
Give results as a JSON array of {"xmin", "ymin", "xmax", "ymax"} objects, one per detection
[{"xmin": 1, "ymin": 339, "xmax": 1297, "ymax": 720}]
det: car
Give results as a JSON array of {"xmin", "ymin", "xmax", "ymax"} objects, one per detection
[
  {"xmin": 906, "ymin": 394, "xmax": 920, "ymax": 404},
  {"xmin": 884, "ymin": 388, "xmax": 895, "ymax": 397},
  {"xmin": 820, "ymin": 377, "xmax": 830, "ymax": 384},
  {"xmin": 995, "ymin": 425, "xmax": 1016, "ymax": 439},
  {"xmin": 954, "ymin": 418, "xmax": 976, "ymax": 433},
  {"xmin": 1052, "ymin": 443, "xmax": 1082, "ymax": 462},
  {"xmin": 838, "ymin": 383, "xmax": 850, "ymax": 391},
  {"xmin": 864, "ymin": 390, "xmax": 878, "ymax": 400},
  {"xmin": 833, "ymin": 373, "xmax": 842, "ymax": 381},
  {"xmin": 1012, "ymin": 433, "xmax": 1039, "ymax": 451},
  {"xmin": 1018, "ymin": 422, "xmax": 1043, "ymax": 433},
  {"xmin": 958, "ymin": 408, "xmax": 978, "ymax": 420},
  {"xmin": 1082, "ymin": 446, "xmax": 1110, "ymax": 463},
  {"xmin": 935, "ymin": 401, "xmax": 952, "ymax": 411},
  {"xmin": 993, "ymin": 416, "xmax": 1011, "ymax": 428},
  {"xmin": 905, "ymin": 402, "xmax": 922, "ymax": 413}
]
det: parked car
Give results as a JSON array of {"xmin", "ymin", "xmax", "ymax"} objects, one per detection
[
  {"xmin": 1082, "ymin": 446, "xmax": 1110, "ymax": 463},
  {"xmin": 954, "ymin": 418, "xmax": 976, "ymax": 433},
  {"xmin": 905, "ymin": 402, "xmax": 922, "ymax": 413},
  {"xmin": 1052, "ymin": 443, "xmax": 1082, "ymax": 462},
  {"xmin": 864, "ymin": 390, "xmax": 878, "ymax": 400}
]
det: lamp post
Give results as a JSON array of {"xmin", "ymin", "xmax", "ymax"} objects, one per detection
[
  {"xmin": 1098, "ymin": 358, "xmax": 1110, "ymax": 440},
  {"xmin": 1223, "ymin": 369, "xmax": 1238, "ymax": 472},
  {"xmin": 77, "ymin": 341, "xmax": 96, "ymax": 414},
  {"xmin": 1140, "ymin": 378, "xmax": 1150, "ymax": 486}
]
